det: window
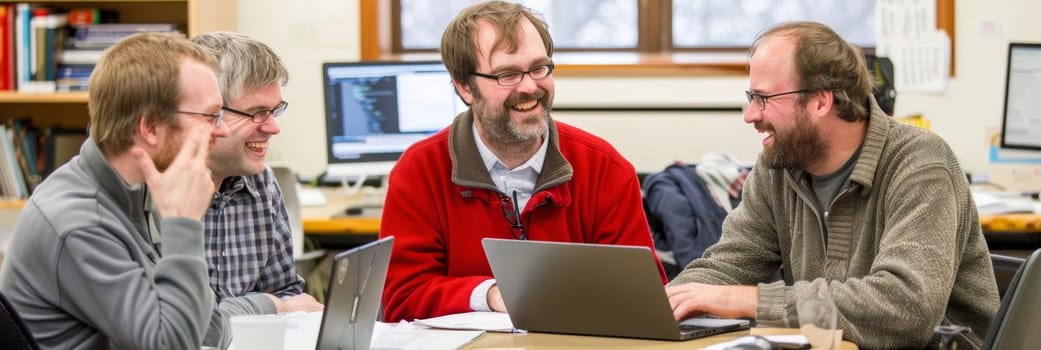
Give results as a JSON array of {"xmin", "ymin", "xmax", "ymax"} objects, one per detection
[
  {"xmin": 362, "ymin": 0, "xmax": 954, "ymax": 76},
  {"xmin": 399, "ymin": 0, "xmax": 639, "ymax": 50},
  {"xmin": 671, "ymin": 0, "xmax": 876, "ymax": 48}
]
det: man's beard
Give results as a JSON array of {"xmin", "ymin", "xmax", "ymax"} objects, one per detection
[
  {"xmin": 470, "ymin": 83, "xmax": 550, "ymax": 145},
  {"xmin": 760, "ymin": 106, "xmax": 826, "ymax": 170},
  {"xmin": 153, "ymin": 124, "xmax": 184, "ymax": 172}
]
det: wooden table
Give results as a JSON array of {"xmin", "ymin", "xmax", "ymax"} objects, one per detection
[
  {"xmin": 300, "ymin": 186, "xmax": 382, "ymax": 247},
  {"xmin": 463, "ymin": 327, "xmax": 856, "ymax": 349}
]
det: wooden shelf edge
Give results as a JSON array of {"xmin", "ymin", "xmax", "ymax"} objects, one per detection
[
  {"xmin": 1, "ymin": 0, "xmax": 185, "ymax": 3},
  {"xmin": 0, "ymin": 199, "xmax": 27, "ymax": 210},
  {"xmin": 0, "ymin": 91, "xmax": 89, "ymax": 103}
]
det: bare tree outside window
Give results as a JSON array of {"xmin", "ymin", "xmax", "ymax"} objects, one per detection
[
  {"xmin": 400, "ymin": 0, "xmax": 638, "ymax": 50},
  {"xmin": 399, "ymin": 0, "xmax": 875, "ymax": 51},
  {"xmin": 672, "ymin": 0, "xmax": 876, "ymax": 48}
]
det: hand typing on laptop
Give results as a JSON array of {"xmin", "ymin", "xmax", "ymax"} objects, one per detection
[{"xmin": 666, "ymin": 283, "xmax": 758, "ymax": 320}]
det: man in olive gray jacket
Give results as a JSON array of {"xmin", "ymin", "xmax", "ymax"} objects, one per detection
[
  {"xmin": 0, "ymin": 32, "xmax": 232, "ymax": 349},
  {"xmin": 667, "ymin": 22, "xmax": 998, "ymax": 349}
]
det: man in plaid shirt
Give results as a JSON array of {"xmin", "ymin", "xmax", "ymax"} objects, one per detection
[{"xmin": 192, "ymin": 32, "xmax": 324, "ymax": 316}]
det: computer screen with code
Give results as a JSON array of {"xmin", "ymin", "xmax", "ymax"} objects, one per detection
[{"xmin": 322, "ymin": 61, "xmax": 466, "ymax": 179}]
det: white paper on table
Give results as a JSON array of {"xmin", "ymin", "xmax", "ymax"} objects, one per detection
[{"xmin": 412, "ymin": 311, "xmax": 516, "ymax": 333}]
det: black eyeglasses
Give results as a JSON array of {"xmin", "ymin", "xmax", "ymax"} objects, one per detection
[
  {"xmin": 500, "ymin": 191, "xmax": 527, "ymax": 240},
  {"xmin": 471, "ymin": 63, "xmax": 555, "ymax": 87},
  {"xmin": 745, "ymin": 89, "xmax": 810, "ymax": 111},
  {"xmin": 170, "ymin": 109, "xmax": 224, "ymax": 126},
  {"xmin": 222, "ymin": 100, "xmax": 288, "ymax": 123}
]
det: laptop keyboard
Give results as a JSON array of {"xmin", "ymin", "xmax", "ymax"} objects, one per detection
[
  {"xmin": 677, "ymin": 317, "xmax": 751, "ymax": 337},
  {"xmin": 679, "ymin": 323, "xmax": 712, "ymax": 335}
]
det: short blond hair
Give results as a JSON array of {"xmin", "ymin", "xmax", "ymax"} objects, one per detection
[{"xmin": 88, "ymin": 32, "xmax": 219, "ymax": 155}]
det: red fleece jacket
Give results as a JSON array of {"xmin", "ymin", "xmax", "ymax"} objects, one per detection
[{"xmin": 379, "ymin": 114, "xmax": 665, "ymax": 322}]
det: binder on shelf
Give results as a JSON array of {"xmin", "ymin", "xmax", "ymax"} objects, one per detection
[{"xmin": 42, "ymin": 128, "xmax": 87, "ymax": 177}]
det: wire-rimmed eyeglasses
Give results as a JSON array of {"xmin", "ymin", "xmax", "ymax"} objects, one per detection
[
  {"xmin": 222, "ymin": 100, "xmax": 288, "ymax": 123},
  {"xmin": 500, "ymin": 191, "xmax": 527, "ymax": 240},
  {"xmin": 471, "ymin": 63, "xmax": 555, "ymax": 87},
  {"xmin": 170, "ymin": 108, "xmax": 224, "ymax": 126},
  {"xmin": 745, "ymin": 89, "xmax": 810, "ymax": 111}
]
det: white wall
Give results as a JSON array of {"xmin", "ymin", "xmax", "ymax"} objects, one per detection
[{"xmin": 240, "ymin": 0, "xmax": 1041, "ymax": 177}]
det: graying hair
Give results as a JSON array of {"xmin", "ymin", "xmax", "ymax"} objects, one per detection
[{"xmin": 190, "ymin": 31, "xmax": 288, "ymax": 103}]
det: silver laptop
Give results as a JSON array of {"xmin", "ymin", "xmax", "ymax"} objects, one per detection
[
  {"xmin": 482, "ymin": 238, "xmax": 751, "ymax": 341},
  {"xmin": 315, "ymin": 236, "xmax": 394, "ymax": 350}
]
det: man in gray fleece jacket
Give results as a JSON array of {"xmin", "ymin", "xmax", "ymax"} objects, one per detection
[
  {"xmin": 667, "ymin": 22, "xmax": 999, "ymax": 349},
  {"xmin": 0, "ymin": 32, "xmax": 232, "ymax": 349}
]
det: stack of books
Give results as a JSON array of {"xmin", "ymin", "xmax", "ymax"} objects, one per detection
[
  {"xmin": 0, "ymin": 4, "xmax": 180, "ymax": 92},
  {"xmin": 58, "ymin": 22, "xmax": 178, "ymax": 91},
  {"xmin": 0, "ymin": 118, "xmax": 87, "ymax": 199}
]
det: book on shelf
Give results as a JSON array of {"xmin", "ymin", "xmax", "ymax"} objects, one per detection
[
  {"xmin": 0, "ymin": 125, "xmax": 28, "ymax": 198},
  {"xmin": 55, "ymin": 63, "xmax": 92, "ymax": 91},
  {"xmin": 57, "ymin": 48, "xmax": 104, "ymax": 65},
  {"xmin": 0, "ymin": 115, "xmax": 90, "ymax": 199},
  {"xmin": 1, "ymin": 4, "xmax": 14, "ymax": 91},
  {"xmin": 70, "ymin": 23, "xmax": 179, "ymax": 43},
  {"xmin": 10, "ymin": 118, "xmax": 42, "ymax": 193},
  {"xmin": 13, "ymin": 6, "xmax": 67, "ymax": 93},
  {"xmin": 66, "ymin": 8, "xmax": 118, "ymax": 26},
  {"xmin": 13, "ymin": 3, "xmax": 29, "ymax": 91}
]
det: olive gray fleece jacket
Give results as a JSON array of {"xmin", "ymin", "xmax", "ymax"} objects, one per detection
[
  {"xmin": 671, "ymin": 100, "xmax": 999, "ymax": 349},
  {"xmin": 0, "ymin": 139, "xmax": 230, "ymax": 349}
]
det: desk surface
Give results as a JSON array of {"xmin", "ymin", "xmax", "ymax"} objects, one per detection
[
  {"xmin": 300, "ymin": 187, "xmax": 381, "ymax": 235},
  {"xmin": 465, "ymin": 328, "xmax": 857, "ymax": 349},
  {"xmin": 272, "ymin": 312, "xmax": 857, "ymax": 350}
]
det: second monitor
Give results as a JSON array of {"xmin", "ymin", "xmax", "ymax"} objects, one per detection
[{"xmin": 322, "ymin": 60, "xmax": 466, "ymax": 183}]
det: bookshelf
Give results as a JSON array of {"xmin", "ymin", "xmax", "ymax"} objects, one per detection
[
  {"xmin": 0, "ymin": 0, "xmax": 237, "ymax": 203},
  {"xmin": 1, "ymin": 0, "xmax": 238, "ymax": 115}
]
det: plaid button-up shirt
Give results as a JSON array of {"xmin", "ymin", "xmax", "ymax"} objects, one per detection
[{"xmin": 204, "ymin": 168, "xmax": 303, "ymax": 308}]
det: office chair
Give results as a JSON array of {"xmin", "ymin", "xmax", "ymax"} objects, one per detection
[
  {"xmin": 990, "ymin": 253, "xmax": 1025, "ymax": 299},
  {"xmin": 271, "ymin": 165, "xmax": 328, "ymax": 294},
  {"xmin": 983, "ymin": 248, "xmax": 1041, "ymax": 350},
  {"xmin": 0, "ymin": 291, "xmax": 40, "ymax": 350}
]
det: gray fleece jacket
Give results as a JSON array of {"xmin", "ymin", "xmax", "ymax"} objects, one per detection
[
  {"xmin": 0, "ymin": 139, "xmax": 230, "ymax": 349},
  {"xmin": 671, "ymin": 100, "xmax": 999, "ymax": 349}
]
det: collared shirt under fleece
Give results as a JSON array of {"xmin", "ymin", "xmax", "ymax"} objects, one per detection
[
  {"xmin": 379, "ymin": 111, "xmax": 667, "ymax": 322},
  {"xmin": 0, "ymin": 139, "xmax": 230, "ymax": 349},
  {"xmin": 204, "ymin": 166, "xmax": 305, "ymax": 316},
  {"xmin": 468, "ymin": 123, "xmax": 548, "ymax": 311},
  {"xmin": 670, "ymin": 99, "xmax": 999, "ymax": 349}
]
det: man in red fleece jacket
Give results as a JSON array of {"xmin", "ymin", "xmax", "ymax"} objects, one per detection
[{"xmin": 378, "ymin": 0, "xmax": 666, "ymax": 322}]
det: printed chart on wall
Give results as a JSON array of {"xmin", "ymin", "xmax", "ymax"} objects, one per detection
[{"xmin": 875, "ymin": 0, "xmax": 950, "ymax": 93}]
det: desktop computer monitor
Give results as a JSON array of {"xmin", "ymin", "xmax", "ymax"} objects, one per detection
[
  {"xmin": 1000, "ymin": 43, "xmax": 1041, "ymax": 151},
  {"xmin": 322, "ymin": 60, "xmax": 466, "ymax": 182}
]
